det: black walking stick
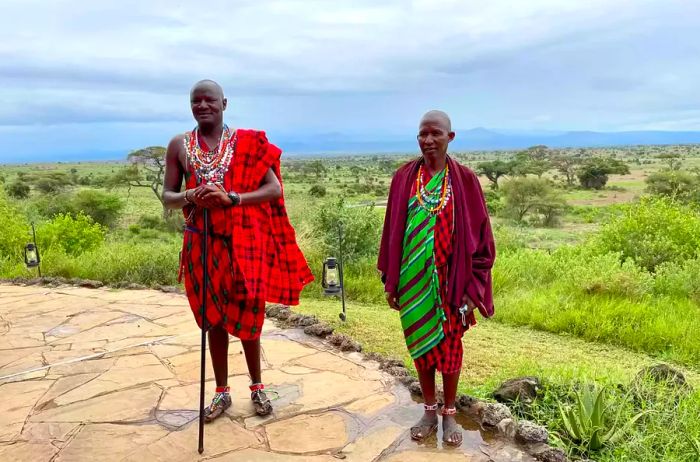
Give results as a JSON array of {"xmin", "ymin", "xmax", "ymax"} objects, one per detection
[{"xmin": 198, "ymin": 208, "xmax": 209, "ymax": 455}]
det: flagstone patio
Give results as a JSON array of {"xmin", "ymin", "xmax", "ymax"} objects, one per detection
[{"xmin": 0, "ymin": 284, "xmax": 534, "ymax": 461}]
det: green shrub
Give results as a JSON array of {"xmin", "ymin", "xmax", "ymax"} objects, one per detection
[
  {"xmin": 0, "ymin": 190, "xmax": 30, "ymax": 260},
  {"xmin": 71, "ymin": 189, "xmax": 124, "ymax": 228},
  {"xmin": 309, "ymin": 184, "xmax": 327, "ymax": 198},
  {"xmin": 593, "ymin": 197, "xmax": 700, "ymax": 271},
  {"xmin": 37, "ymin": 213, "xmax": 105, "ymax": 256},
  {"xmin": 6, "ymin": 180, "xmax": 30, "ymax": 199},
  {"xmin": 501, "ymin": 177, "xmax": 566, "ymax": 226},
  {"xmin": 311, "ymin": 199, "xmax": 383, "ymax": 262}
]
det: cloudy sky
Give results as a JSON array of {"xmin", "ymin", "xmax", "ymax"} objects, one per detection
[{"xmin": 1, "ymin": 0, "xmax": 699, "ymax": 160}]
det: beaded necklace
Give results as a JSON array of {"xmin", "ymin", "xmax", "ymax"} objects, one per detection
[
  {"xmin": 184, "ymin": 125, "xmax": 237, "ymax": 185},
  {"xmin": 415, "ymin": 163, "xmax": 451, "ymax": 214}
]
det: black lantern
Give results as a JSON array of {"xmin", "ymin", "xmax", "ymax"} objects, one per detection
[
  {"xmin": 322, "ymin": 257, "xmax": 341, "ymax": 296},
  {"xmin": 24, "ymin": 243, "xmax": 40, "ymax": 268},
  {"xmin": 24, "ymin": 222, "xmax": 42, "ymax": 276}
]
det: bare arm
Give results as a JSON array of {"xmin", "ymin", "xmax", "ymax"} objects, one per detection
[{"xmin": 162, "ymin": 135, "xmax": 189, "ymax": 209}]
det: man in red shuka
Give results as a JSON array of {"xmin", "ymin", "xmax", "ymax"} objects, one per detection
[{"xmin": 163, "ymin": 80, "xmax": 313, "ymax": 421}]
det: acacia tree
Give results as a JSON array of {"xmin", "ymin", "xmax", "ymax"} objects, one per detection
[
  {"xmin": 577, "ymin": 157, "xmax": 630, "ymax": 190},
  {"xmin": 477, "ymin": 160, "xmax": 512, "ymax": 190},
  {"xmin": 109, "ymin": 146, "xmax": 167, "ymax": 206},
  {"xmin": 551, "ymin": 149, "xmax": 584, "ymax": 186}
]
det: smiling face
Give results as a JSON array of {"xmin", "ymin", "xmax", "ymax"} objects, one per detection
[
  {"xmin": 417, "ymin": 111, "xmax": 455, "ymax": 161},
  {"xmin": 190, "ymin": 80, "xmax": 227, "ymax": 128}
]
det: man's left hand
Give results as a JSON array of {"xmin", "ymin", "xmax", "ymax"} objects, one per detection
[
  {"xmin": 461, "ymin": 294, "xmax": 478, "ymax": 316},
  {"xmin": 193, "ymin": 184, "xmax": 232, "ymax": 208}
]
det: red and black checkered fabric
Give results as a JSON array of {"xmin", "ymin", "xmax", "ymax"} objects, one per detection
[
  {"xmin": 411, "ymin": 170, "xmax": 475, "ymax": 374},
  {"xmin": 180, "ymin": 129, "xmax": 313, "ymax": 340}
]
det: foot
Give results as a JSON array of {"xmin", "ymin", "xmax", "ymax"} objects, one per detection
[
  {"xmin": 410, "ymin": 404, "xmax": 438, "ymax": 441},
  {"xmin": 203, "ymin": 392, "xmax": 232, "ymax": 423},
  {"xmin": 250, "ymin": 384, "xmax": 273, "ymax": 416},
  {"xmin": 441, "ymin": 408, "xmax": 463, "ymax": 446}
]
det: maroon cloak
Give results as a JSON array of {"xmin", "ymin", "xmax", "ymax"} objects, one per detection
[{"xmin": 377, "ymin": 156, "xmax": 496, "ymax": 318}]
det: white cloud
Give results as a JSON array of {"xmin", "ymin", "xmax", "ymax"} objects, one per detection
[{"xmin": 0, "ymin": 0, "xmax": 698, "ymax": 158}]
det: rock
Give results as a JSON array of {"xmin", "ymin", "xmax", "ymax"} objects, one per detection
[
  {"xmin": 399, "ymin": 376, "xmax": 418, "ymax": 386},
  {"xmin": 494, "ymin": 376, "xmax": 541, "ymax": 404},
  {"xmin": 407, "ymin": 381, "xmax": 422, "ymax": 396},
  {"xmin": 158, "ymin": 285, "xmax": 180, "ymax": 293},
  {"xmin": 276, "ymin": 309, "xmax": 292, "ymax": 321},
  {"xmin": 363, "ymin": 352, "xmax": 384, "ymax": 363},
  {"xmin": 304, "ymin": 322, "xmax": 334, "ymax": 337},
  {"xmin": 530, "ymin": 443, "xmax": 569, "ymax": 462},
  {"xmin": 497, "ymin": 418, "xmax": 516, "ymax": 438},
  {"xmin": 478, "ymin": 402, "xmax": 512, "ymax": 427},
  {"xmin": 328, "ymin": 333, "xmax": 345, "ymax": 346},
  {"xmin": 339, "ymin": 338, "xmax": 362, "ymax": 353},
  {"xmin": 265, "ymin": 304, "xmax": 286, "ymax": 318},
  {"xmin": 380, "ymin": 358, "xmax": 404, "ymax": 370},
  {"xmin": 75, "ymin": 279, "xmax": 104, "ymax": 289},
  {"xmin": 516, "ymin": 420, "xmax": 548, "ymax": 444},
  {"xmin": 124, "ymin": 282, "xmax": 147, "ymax": 290},
  {"xmin": 457, "ymin": 394, "xmax": 480, "ymax": 411},
  {"xmin": 386, "ymin": 366, "xmax": 409, "ymax": 377},
  {"xmin": 634, "ymin": 364, "xmax": 690, "ymax": 389},
  {"xmin": 288, "ymin": 313, "xmax": 318, "ymax": 327}
]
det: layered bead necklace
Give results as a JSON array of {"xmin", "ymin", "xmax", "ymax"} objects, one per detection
[
  {"xmin": 415, "ymin": 163, "xmax": 452, "ymax": 214},
  {"xmin": 185, "ymin": 124, "xmax": 236, "ymax": 185}
]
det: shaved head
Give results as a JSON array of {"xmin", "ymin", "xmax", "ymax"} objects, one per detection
[
  {"xmin": 420, "ymin": 110, "xmax": 452, "ymax": 132},
  {"xmin": 191, "ymin": 79, "xmax": 224, "ymax": 100}
]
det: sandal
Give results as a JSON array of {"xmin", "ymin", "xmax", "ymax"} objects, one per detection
[
  {"xmin": 203, "ymin": 389, "xmax": 232, "ymax": 423},
  {"xmin": 441, "ymin": 407, "xmax": 463, "ymax": 446},
  {"xmin": 250, "ymin": 383, "xmax": 273, "ymax": 416},
  {"xmin": 410, "ymin": 403, "xmax": 439, "ymax": 441}
]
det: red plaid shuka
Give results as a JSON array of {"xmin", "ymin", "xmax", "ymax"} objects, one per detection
[
  {"xmin": 179, "ymin": 129, "xmax": 314, "ymax": 340},
  {"xmin": 411, "ymin": 170, "xmax": 475, "ymax": 374}
]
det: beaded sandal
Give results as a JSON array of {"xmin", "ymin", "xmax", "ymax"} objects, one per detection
[
  {"xmin": 250, "ymin": 383, "xmax": 273, "ymax": 416},
  {"xmin": 410, "ymin": 403, "xmax": 439, "ymax": 441},
  {"xmin": 441, "ymin": 407, "xmax": 463, "ymax": 446},
  {"xmin": 203, "ymin": 387, "xmax": 232, "ymax": 423}
]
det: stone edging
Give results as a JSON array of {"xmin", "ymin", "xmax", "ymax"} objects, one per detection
[
  {"xmin": 0, "ymin": 276, "xmax": 182, "ymax": 294},
  {"xmin": 265, "ymin": 304, "xmax": 570, "ymax": 462}
]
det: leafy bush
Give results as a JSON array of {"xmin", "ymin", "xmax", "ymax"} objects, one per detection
[
  {"xmin": 309, "ymin": 184, "xmax": 327, "ymax": 198},
  {"xmin": 0, "ymin": 190, "xmax": 30, "ymax": 260},
  {"xmin": 34, "ymin": 177, "xmax": 66, "ymax": 194},
  {"xmin": 645, "ymin": 169, "xmax": 699, "ymax": 203},
  {"xmin": 311, "ymin": 199, "xmax": 383, "ymax": 263},
  {"xmin": 593, "ymin": 197, "xmax": 700, "ymax": 271},
  {"xmin": 6, "ymin": 180, "xmax": 30, "ymax": 199},
  {"xmin": 501, "ymin": 177, "xmax": 567, "ymax": 226},
  {"xmin": 36, "ymin": 213, "xmax": 105, "ymax": 256},
  {"xmin": 71, "ymin": 189, "xmax": 124, "ymax": 228}
]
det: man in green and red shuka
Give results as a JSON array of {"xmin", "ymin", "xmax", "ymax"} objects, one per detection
[{"xmin": 163, "ymin": 80, "xmax": 313, "ymax": 421}]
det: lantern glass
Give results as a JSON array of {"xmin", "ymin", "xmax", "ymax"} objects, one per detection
[
  {"xmin": 25, "ymin": 243, "xmax": 39, "ymax": 268},
  {"xmin": 322, "ymin": 257, "xmax": 341, "ymax": 295}
]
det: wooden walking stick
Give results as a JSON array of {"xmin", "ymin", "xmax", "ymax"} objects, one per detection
[{"xmin": 198, "ymin": 208, "xmax": 209, "ymax": 455}]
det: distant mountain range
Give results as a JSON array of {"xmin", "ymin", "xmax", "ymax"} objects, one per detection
[
  {"xmin": 278, "ymin": 128, "xmax": 700, "ymax": 155},
  {"xmin": 3, "ymin": 128, "xmax": 700, "ymax": 163}
]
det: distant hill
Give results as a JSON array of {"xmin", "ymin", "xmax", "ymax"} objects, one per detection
[{"xmin": 3, "ymin": 129, "xmax": 700, "ymax": 163}]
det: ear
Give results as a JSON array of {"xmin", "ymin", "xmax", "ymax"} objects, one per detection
[
  {"xmin": 448, "ymin": 131, "xmax": 456, "ymax": 142},
  {"xmin": 222, "ymin": 98, "xmax": 228, "ymax": 111}
]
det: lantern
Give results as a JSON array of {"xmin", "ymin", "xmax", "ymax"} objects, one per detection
[
  {"xmin": 322, "ymin": 257, "xmax": 342, "ymax": 296},
  {"xmin": 24, "ymin": 243, "xmax": 40, "ymax": 268}
]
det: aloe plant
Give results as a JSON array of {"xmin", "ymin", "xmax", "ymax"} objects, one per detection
[{"xmin": 558, "ymin": 385, "xmax": 648, "ymax": 452}]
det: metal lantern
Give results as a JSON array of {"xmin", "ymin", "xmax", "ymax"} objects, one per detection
[
  {"xmin": 24, "ymin": 243, "xmax": 40, "ymax": 268},
  {"xmin": 322, "ymin": 257, "xmax": 341, "ymax": 296}
]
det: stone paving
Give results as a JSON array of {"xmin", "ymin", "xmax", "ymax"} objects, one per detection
[{"xmin": 0, "ymin": 284, "xmax": 534, "ymax": 461}]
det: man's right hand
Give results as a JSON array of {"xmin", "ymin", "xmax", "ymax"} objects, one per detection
[{"xmin": 386, "ymin": 292, "xmax": 400, "ymax": 311}]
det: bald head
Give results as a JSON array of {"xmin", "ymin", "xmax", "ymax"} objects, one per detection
[
  {"xmin": 420, "ymin": 110, "xmax": 452, "ymax": 132},
  {"xmin": 191, "ymin": 79, "xmax": 224, "ymax": 100},
  {"xmin": 190, "ymin": 79, "xmax": 227, "ymax": 128}
]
